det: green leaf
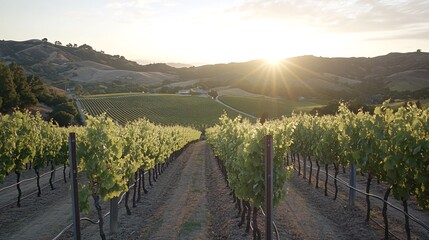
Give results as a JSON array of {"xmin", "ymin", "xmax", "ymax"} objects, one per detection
[{"xmin": 413, "ymin": 145, "xmax": 421, "ymax": 155}]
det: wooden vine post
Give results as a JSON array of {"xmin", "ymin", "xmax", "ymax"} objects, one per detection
[
  {"xmin": 69, "ymin": 133, "xmax": 81, "ymax": 240},
  {"xmin": 110, "ymin": 197, "xmax": 119, "ymax": 235},
  {"xmin": 265, "ymin": 135, "xmax": 273, "ymax": 240},
  {"xmin": 349, "ymin": 163, "xmax": 356, "ymax": 208}
]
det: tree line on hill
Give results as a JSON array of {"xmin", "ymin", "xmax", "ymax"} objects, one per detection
[{"xmin": 0, "ymin": 61, "xmax": 80, "ymax": 126}]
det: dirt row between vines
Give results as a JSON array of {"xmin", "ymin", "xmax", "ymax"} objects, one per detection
[
  {"xmin": 288, "ymin": 156, "xmax": 429, "ymax": 240},
  {"xmin": 1, "ymin": 141, "xmax": 416, "ymax": 239}
]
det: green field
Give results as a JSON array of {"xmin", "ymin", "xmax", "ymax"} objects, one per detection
[
  {"xmin": 218, "ymin": 96, "xmax": 326, "ymax": 118},
  {"xmin": 77, "ymin": 93, "xmax": 329, "ymax": 128},
  {"xmin": 78, "ymin": 94, "xmax": 240, "ymax": 128}
]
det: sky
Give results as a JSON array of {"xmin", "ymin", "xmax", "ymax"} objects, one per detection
[{"xmin": 1, "ymin": 0, "xmax": 429, "ymax": 65}]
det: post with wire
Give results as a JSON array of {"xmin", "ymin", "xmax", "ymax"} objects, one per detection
[
  {"xmin": 265, "ymin": 135, "xmax": 273, "ymax": 240},
  {"xmin": 69, "ymin": 133, "xmax": 81, "ymax": 240}
]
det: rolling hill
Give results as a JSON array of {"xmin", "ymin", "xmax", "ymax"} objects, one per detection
[
  {"xmin": 182, "ymin": 53, "xmax": 429, "ymax": 100},
  {"xmin": 0, "ymin": 39, "xmax": 180, "ymax": 92},
  {"xmin": 1, "ymin": 39, "xmax": 428, "ymax": 101}
]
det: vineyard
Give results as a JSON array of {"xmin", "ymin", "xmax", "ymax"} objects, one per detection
[
  {"xmin": 218, "ymin": 95, "xmax": 326, "ymax": 118},
  {"xmin": 1, "ymin": 100, "xmax": 429, "ymax": 239},
  {"xmin": 77, "ymin": 93, "xmax": 240, "ymax": 127},
  {"xmin": 206, "ymin": 101, "xmax": 429, "ymax": 239},
  {"xmin": 0, "ymin": 110, "xmax": 201, "ymax": 239}
]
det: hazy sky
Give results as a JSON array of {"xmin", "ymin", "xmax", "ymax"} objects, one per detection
[{"xmin": 1, "ymin": 0, "xmax": 429, "ymax": 65}]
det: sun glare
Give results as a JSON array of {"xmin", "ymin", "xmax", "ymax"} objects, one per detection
[{"xmin": 264, "ymin": 56, "xmax": 284, "ymax": 66}]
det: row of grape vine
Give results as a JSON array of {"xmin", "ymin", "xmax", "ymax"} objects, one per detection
[
  {"xmin": 0, "ymin": 110, "xmax": 200, "ymax": 239},
  {"xmin": 76, "ymin": 114, "xmax": 200, "ymax": 239},
  {"xmin": 206, "ymin": 101, "xmax": 429, "ymax": 239}
]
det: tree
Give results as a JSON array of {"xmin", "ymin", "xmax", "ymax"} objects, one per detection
[
  {"xmin": 49, "ymin": 111, "xmax": 74, "ymax": 126},
  {"xmin": 54, "ymin": 41, "xmax": 62, "ymax": 46},
  {"xmin": 208, "ymin": 90, "xmax": 218, "ymax": 98},
  {"xmin": 0, "ymin": 62, "xmax": 18, "ymax": 112},
  {"xmin": 48, "ymin": 102, "xmax": 78, "ymax": 126},
  {"xmin": 66, "ymin": 43, "xmax": 73, "ymax": 47},
  {"xmin": 36, "ymin": 87, "xmax": 68, "ymax": 107},
  {"xmin": 74, "ymin": 84, "xmax": 84, "ymax": 96},
  {"xmin": 52, "ymin": 102, "xmax": 78, "ymax": 116},
  {"xmin": 27, "ymin": 75, "xmax": 46, "ymax": 98},
  {"xmin": 417, "ymin": 49, "xmax": 421, "ymax": 53},
  {"xmin": 42, "ymin": 38, "xmax": 48, "ymax": 42},
  {"xmin": 9, "ymin": 62, "xmax": 37, "ymax": 108},
  {"xmin": 79, "ymin": 44, "xmax": 93, "ymax": 51}
]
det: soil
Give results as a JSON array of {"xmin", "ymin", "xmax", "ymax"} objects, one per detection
[
  {"xmin": 0, "ymin": 166, "xmax": 73, "ymax": 240},
  {"xmin": 288, "ymin": 156, "xmax": 429, "ymax": 240},
  {"xmin": 0, "ymin": 142, "xmax": 428, "ymax": 240}
]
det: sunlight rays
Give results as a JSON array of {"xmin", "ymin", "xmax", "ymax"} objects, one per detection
[{"xmin": 230, "ymin": 58, "xmax": 327, "ymax": 99}]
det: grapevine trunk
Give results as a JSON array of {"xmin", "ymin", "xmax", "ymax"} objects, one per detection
[
  {"xmin": 125, "ymin": 190, "xmax": 131, "ymax": 215},
  {"xmin": 137, "ymin": 170, "xmax": 142, "ymax": 202},
  {"xmin": 315, "ymin": 159, "xmax": 320, "ymax": 188},
  {"xmin": 252, "ymin": 206, "xmax": 261, "ymax": 240},
  {"xmin": 93, "ymin": 194, "xmax": 106, "ymax": 240},
  {"xmin": 133, "ymin": 172, "xmax": 137, "ymax": 208},
  {"xmin": 308, "ymin": 156, "xmax": 312, "ymax": 184},
  {"xmin": 324, "ymin": 164, "xmax": 328, "ymax": 196},
  {"xmin": 365, "ymin": 173, "xmax": 372, "ymax": 222},
  {"xmin": 49, "ymin": 161, "xmax": 54, "ymax": 190},
  {"xmin": 15, "ymin": 169, "xmax": 21, "ymax": 207},
  {"xmin": 238, "ymin": 199, "xmax": 246, "ymax": 227},
  {"xmin": 403, "ymin": 199, "xmax": 411, "ymax": 240},
  {"xmin": 382, "ymin": 187, "xmax": 392, "ymax": 240},
  {"xmin": 35, "ymin": 168, "xmax": 41, "ymax": 197},
  {"xmin": 245, "ymin": 201, "xmax": 251, "ymax": 233},
  {"xmin": 333, "ymin": 163, "xmax": 339, "ymax": 200},
  {"xmin": 142, "ymin": 169, "xmax": 148, "ymax": 194},
  {"xmin": 62, "ymin": 162, "xmax": 67, "ymax": 183}
]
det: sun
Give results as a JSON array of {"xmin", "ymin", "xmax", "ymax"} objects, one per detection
[
  {"xmin": 264, "ymin": 56, "xmax": 284, "ymax": 66},
  {"xmin": 263, "ymin": 51, "xmax": 285, "ymax": 66}
]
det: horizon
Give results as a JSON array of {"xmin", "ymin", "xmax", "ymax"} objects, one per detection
[
  {"xmin": 2, "ymin": 0, "xmax": 429, "ymax": 65},
  {"xmin": 1, "ymin": 38, "xmax": 427, "ymax": 67}
]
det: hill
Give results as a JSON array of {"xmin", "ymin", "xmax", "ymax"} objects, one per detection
[
  {"xmin": 1, "ymin": 39, "xmax": 429, "ymax": 101},
  {"xmin": 184, "ymin": 52, "xmax": 429, "ymax": 101},
  {"xmin": 0, "ymin": 39, "xmax": 180, "ymax": 94}
]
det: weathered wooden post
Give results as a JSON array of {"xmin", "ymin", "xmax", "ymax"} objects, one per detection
[
  {"xmin": 349, "ymin": 163, "xmax": 356, "ymax": 208},
  {"xmin": 69, "ymin": 133, "xmax": 81, "ymax": 240},
  {"xmin": 110, "ymin": 197, "xmax": 119, "ymax": 235},
  {"xmin": 265, "ymin": 135, "xmax": 273, "ymax": 240}
]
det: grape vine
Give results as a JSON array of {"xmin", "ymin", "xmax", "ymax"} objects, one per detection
[{"xmin": 207, "ymin": 102, "xmax": 429, "ymax": 238}]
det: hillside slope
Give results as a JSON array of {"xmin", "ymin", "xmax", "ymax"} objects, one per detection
[
  {"xmin": 0, "ymin": 39, "xmax": 179, "ymax": 88},
  {"xmin": 184, "ymin": 52, "xmax": 429, "ymax": 99},
  {"xmin": 1, "ymin": 39, "xmax": 428, "ymax": 99}
]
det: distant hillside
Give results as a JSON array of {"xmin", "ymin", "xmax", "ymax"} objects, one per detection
[
  {"xmin": 183, "ymin": 52, "xmax": 429, "ymax": 100},
  {"xmin": 0, "ymin": 39, "xmax": 180, "ymax": 94},
  {"xmin": 166, "ymin": 63, "xmax": 193, "ymax": 68},
  {"xmin": 1, "ymin": 39, "xmax": 428, "ymax": 100}
]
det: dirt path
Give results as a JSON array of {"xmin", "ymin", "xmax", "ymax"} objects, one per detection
[
  {"xmin": 0, "ymin": 166, "xmax": 67, "ymax": 208},
  {"xmin": 77, "ymin": 141, "xmax": 247, "ymax": 240},
  {"xmin": 291, "ymin": 157, "xmax": 429, "ymax": 239},
  {"xmin": 3, "ymin": 141, "xmax": 424, "ymax": 240},
  {"xmin": 276, "ymin": 178, "xmax": 343, "ymax": 239},
  {"xmin": 137, "ymin": 141, "xmax": 209, "ymax": 239},
  {"xmin": 214, "ymin": 96, "xmax": 257, "ymax": 119},
  {"xmin": 0, "ymin": 172, "xmax": 73, "ymax": 240},
  {"xmin": 275, "ymin": 175, "xmax": 381, "ymax": 239}
]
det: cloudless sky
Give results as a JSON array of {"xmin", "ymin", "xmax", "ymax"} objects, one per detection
[{"xmin": 1, "ymin": 0, "xmax": 429, "ymax": 65}]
